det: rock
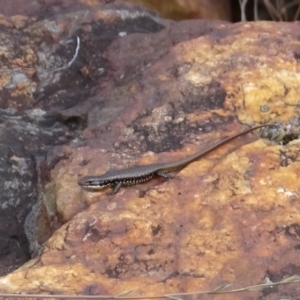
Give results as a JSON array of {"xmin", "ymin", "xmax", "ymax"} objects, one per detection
[
  {"xmin": 124, "ymin": 0, "xmax": 232, "ymax": 21},
  {"xmin": 0, "ymin": 1, "xmax": 300, "ymax": 299}
]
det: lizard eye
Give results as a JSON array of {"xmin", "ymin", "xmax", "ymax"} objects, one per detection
[{"xmin": 90, "ymin": 180, "xmax": 101, "ymax": 186}]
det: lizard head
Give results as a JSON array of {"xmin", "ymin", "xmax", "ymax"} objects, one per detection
[{"xmin": 78, "ymin": 175, "xmax": 113, "ymax": 190}]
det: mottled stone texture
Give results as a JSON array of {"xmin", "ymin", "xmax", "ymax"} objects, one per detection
[
  {"xmin": 0, "ymin": 0, "xmax": 300, "ymax": 299},
  {"xmin": 124, "ymin": 0, "xmax": 232, "ymax": 21}
]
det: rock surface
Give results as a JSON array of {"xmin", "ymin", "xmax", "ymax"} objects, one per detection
[
  {"xmin": 123, "ymin": 0, "xmax": 232, "ymax": 21},
  {"xmin": 0, "ymin": 1, "xmax": 300, "ymax": 299}
]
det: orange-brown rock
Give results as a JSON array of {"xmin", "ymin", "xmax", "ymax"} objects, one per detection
[
  {"xmin": 123, "ymin": 0, "xmax": 231, "ymax": 21},
  {"xmin": 0, "ymin": 1, "xmax": 300, "ymax": 300}
]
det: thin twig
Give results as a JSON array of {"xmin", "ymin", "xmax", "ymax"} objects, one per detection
[
  {"xmin": 53, "ymin": 36, "xmax": 80, "ymax": 73},
  {"xmin": 67, "ymin": 36, "xmax": 80, "ymax": 68},
  {"xmin": 262, "ymin": 0, "xmax": 282, "ymax": 20},
  {"xmin": 279, "ymin": 0, "xmax": 300, "ymax": 20},
  {"xmin": 239, "ymin": 0, "xmax": 249, "ymax": 21},
  {"xmin": 293, "ymin": 1, "xmax": 300, "ymax": 20},
  {"xmin": 0, "ymin": 275, "xmax": 299, "ymax": 299},
  {"xmin": 254, "ymin": 0, "xmax": 259, "ymax": 20}
]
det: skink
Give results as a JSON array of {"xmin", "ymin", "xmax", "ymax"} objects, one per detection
[{"xmin": 78, "ymin": 124, "xmax": 273, "ymax": 194}]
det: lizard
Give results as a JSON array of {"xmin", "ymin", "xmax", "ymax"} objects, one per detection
[{"xmin": 78, "ymin": 124, "xmax": 274, "ymax": 194}]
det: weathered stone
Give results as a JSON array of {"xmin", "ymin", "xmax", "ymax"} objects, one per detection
[
  {"xmin": 124, "ymin": 0, "xmax": 231, "ymax": 21},
  {"xmin": 0, "ymin": 1, "xmax": 300, "ymax": 299}
]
